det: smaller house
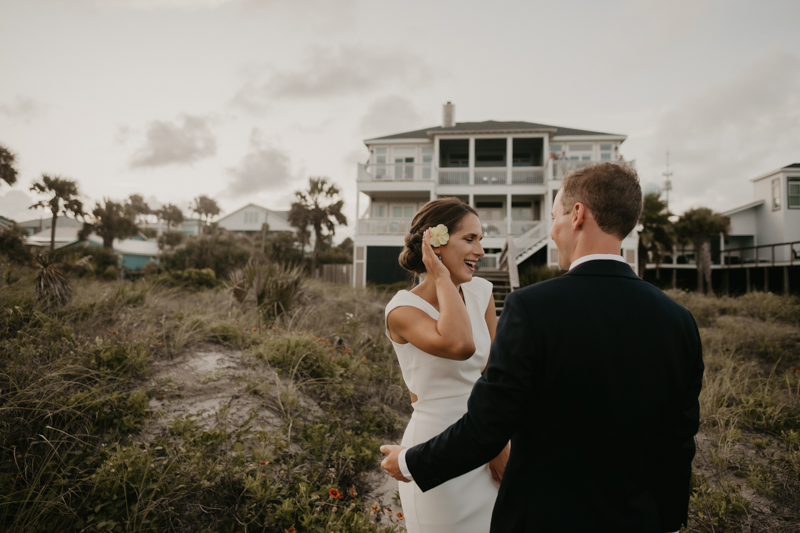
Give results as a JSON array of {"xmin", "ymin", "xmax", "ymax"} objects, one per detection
[
  {"xmin": 26, "ymin": 226, "xmax": 159, "ymax": 272},
  {"xmin": 18, "ymin": 215, "xmax": 82, "ymax": 237},
  {"xmin": 723, "ymin": 163, "xmax": 800, "ymax": 262},
  {"xmin": 139, "ymin": 218, "xmax": 201, "ymax": 237},
  {"xmin": 216, "ymin": 203, "xmax": 295, "ymax": 236}
]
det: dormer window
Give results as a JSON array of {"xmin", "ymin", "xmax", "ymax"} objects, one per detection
[
  {"xmin": 789, "ymin": 178, "xmax": 800, "ymax": 209},
  {"xmin": 772, "ymin": 178, "xmax": 781, "ymax": 211}
]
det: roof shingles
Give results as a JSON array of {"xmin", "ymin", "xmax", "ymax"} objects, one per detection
[{"xmin": 367, "ymin": 120, "xmax": 623, "ymax": 141}]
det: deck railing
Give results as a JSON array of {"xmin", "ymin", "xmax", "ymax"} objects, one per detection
[
  {"xmin": 358, "ymin": 163, "xmax": 433, "ymax": 182},
  {"xmin": 722, "ymin": 241, "xmax": 800, "ymax": 267},
  {"xmin": 356, "ymin": 218, "xmax": 411, "ymax": 235},
  {"xmin": 438, "ymin": 168, "xmax": 470, "ymax": 185}
]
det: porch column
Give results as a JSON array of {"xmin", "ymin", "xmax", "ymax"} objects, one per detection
[
  {"xmin": 468, "ymin": 138, "xmax": 475, "ymax": 185},
  {"xmin": 433, "ymin": 137, "xmax": 440, "ymax": 186},
  {"xmin": 784, "ymin": 266, "xmax": 790, "ymax": 295},
  {"xmin": 506, "ymin": 193, "xmax": 512, "ymax": 236},
  {"xmin": 746, "ymin": 268, "xmax": 751, "ymax": 293},
  {"xmin": 468, "ymin": 193, "xmax": 474, "ymax": 207},
  {"xmin": 357, "ymin": 192, "xmax": 362, "ymax": 228},
  {"xmin": 506, "ymin": 137, "xmax": 513, "ymax": 185}
]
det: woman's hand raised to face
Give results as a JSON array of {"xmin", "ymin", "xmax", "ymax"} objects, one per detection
[{"xmin": 421, "ymin": 227, "xmax": 452, "ymax": 284}]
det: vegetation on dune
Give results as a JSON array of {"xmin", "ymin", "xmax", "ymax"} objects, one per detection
[
  {"xmin": 667, "ymin": 290, "xmax": 800, "ymax": 532},
  {"xmin": 0, "ymin": 261, "xmax": 408, "ymax": 532}
]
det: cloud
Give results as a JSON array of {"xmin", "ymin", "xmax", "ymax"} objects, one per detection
[
  {"xmin": 82, "ymin": 0, "xmax": 235, "ymax": 9},
  {"xmin": 232, "ymin": 45, "xmax": 433, "ymax": 109},
  {"xmin": 225, "ymin": 129, "xmax": 296, "ymax": 197},
  {"xmin": 647, "ymin": 50, "xmax": 800, "ymax": 212},
  {"xmin": 130, "ymin": 114, "xmax": 217, "ymax": 168},
  {"xmin": 0, "ymin": 190, "xmax": 35, "ymax": 221},
  {"xmin": 359, "ymin": 95, "xmax": 428, "ymax": 139},
  {"xmin": 0, "ymin": 95, "xmax": 46, "ymax": 122}
]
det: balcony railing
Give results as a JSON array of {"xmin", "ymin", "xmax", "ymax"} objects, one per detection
[
  {"xmin": 358, "ymin": 163, "xmax": 433, "ymax": 182},
  {"xmin": 438, "ymin": 168, "xmax": 470, "ymax": 185},
  {"xmin": 551, "ymin": 159, "xmax": 636, "ymax": 180},
  {"xmin": 479, "ymin": 220, "xmax": 542, "ymax": 238},
  {"xmin": 474, "ymin": 168, "xmax": 507, "ymax": 186},
  {"xmin": 481, "ymin": 221, "xmax": 507, "ymax": 237},
  {"xmin": 512, "ymin": 167, "xmax": 544, "ymax": 184},
  {"xmin": 359, "ymin": 162, "xmax": 549, "ymax": 185},
  {"xmin": 357, "ymin": 218, "xmax": 412, "ymax": 235}
]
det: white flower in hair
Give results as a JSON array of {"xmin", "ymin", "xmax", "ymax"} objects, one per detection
[{"xmin": 429, "ymin": 224, "xmax": 450, "ymax": 247}]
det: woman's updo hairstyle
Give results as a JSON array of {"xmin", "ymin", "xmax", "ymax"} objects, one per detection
[{"xmin": 398, "ymin": 197, "xmax": 478, "ymax": 275}]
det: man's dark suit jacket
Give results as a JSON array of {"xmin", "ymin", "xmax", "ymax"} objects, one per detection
[{"xmin": 405, "ymin": 260, "xmax": 704, "ymax": 533}]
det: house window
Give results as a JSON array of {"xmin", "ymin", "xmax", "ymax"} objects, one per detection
[
  {"xmin": 422, "ymin": 147, "xmax": 433, "ymax": 180},
  {"xmin": 568, "ymin": 144, "xmax": 593, "ymax": 161},
  {"xmin": 244, "ymin": 211, "xmax": 259, "ymax": 223},
  {"xmin": 374, "ymin": 148, "xmax": 387, "ymax": 179},
  {"xmin": 772, "ymin": 178, "xmax": 781, "ymax": 211},
  {"xmin": 599, "ymin": 144, "xmax": 613, "ymax": 161},
  {"xmin": 789, "ymin": 178, "xmax": 800, "ymax": 208},
  {"xmin": 391, "ymin": 204, "xmax": 415, "ymax": 218},
  {"xmin": 373, "ymin": 204, "xmax": 386, "ymax": 218}
]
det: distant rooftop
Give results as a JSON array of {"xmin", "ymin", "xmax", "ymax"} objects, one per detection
[
  {"xmin": 367, "ymin": 120, "xmax": 625, "ymax": 141},
  {"xmin": 784, "ymin": 163, "xmax": 800, "ymax": 169}
]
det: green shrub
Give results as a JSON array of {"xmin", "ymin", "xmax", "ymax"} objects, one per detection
[
  {"xmin": 160, "ymin": 233, "xmax": 252, "ymax": 278},
  {"xmin": 518, "ymin": 263, "xmax": 564, "ymax": 287}
]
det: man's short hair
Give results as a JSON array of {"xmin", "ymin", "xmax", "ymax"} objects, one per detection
[{"xmin": 561, "ymin": 162, "xmax": 642, "ymax": 239}]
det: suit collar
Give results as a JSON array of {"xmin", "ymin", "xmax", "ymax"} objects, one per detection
[{"xmin": 564, "ymin": 259, "xmax": 639, "ymax": 279}]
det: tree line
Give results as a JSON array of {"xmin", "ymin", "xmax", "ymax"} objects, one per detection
[
  {"xmin": 0, "ymin": 143, "xmax": 348, "ymax": 270},
  {"xmin": 639, "ymin": 191, "xmax": 730, "ymax": 294}
]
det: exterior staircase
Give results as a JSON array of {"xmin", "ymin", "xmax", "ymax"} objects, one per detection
[
  {"xmin": 475, "ymin": 236, "xmax": 522, "ymax": 317},
  {"xmin": 473, "ymin": 269, "xmax": 513, "ymax": 317},
  {"xmin": 513, "ymin": 222, "xmax": 549, "ymax": 265}
]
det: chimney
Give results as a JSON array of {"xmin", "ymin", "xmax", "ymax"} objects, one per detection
[{"xmin": 442, "ymin": 101, "xmax": 455, "ymax": 128}]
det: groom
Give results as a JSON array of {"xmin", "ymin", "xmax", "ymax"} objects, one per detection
[{"xmin": 381, "ymin": 162, "xmax": 703, "ymax": 532}]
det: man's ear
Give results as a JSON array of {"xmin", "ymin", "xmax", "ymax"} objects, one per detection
[{"xmin": 572, "ymin": 202, "xmax": 587, "ymax": 229}]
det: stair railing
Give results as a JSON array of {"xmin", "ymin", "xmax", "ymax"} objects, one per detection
[
  {"xmin": 499, "ymin": 237, "xmax": 520, "ymax": 290},
  {"xmin": 513, "ymin": 221, "xmax": 546, "ymax": 263}
]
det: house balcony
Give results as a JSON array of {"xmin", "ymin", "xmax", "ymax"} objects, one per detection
[
  {"xmin": 358, "ymin": 163, "xmax": 433, "ymax": 182},
  {"xmin": 357, "ymin": 218, "xmax": 412, "ymax": 235},
  {"xmin": 551, "ymin": 159, "xmax": 636, "ymax": 180},
  {"xmin": 357, "ymin": 217, "xmax": 541, "ymax": 237},
  {"xmin": 358, "ymin": 163, "xmax": 546, "ymax": 186}
]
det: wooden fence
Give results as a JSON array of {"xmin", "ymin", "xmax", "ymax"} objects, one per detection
[{"xmin": 314, "ymin": 263, "xmax": 353, "ymax": 286}]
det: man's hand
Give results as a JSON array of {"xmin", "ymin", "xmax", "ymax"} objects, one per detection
[
  {"xmin": 380, "ymin": 445, "xmax": 410, "ymax": 482},
  {"xmin": 488, "ymin": 442, "xmax": 510, "ymax": 484}
]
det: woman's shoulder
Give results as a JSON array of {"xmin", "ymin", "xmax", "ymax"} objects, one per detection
[{"xmin": 386, "ymin": 290, "xmax": 437, "ymax": 315}]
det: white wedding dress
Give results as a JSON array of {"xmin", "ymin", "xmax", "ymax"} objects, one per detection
[{"xmin": 385, "ymin": 277, "xmax": 497, "ymax": 533}]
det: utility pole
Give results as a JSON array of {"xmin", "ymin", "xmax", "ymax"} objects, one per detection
[{"xmin": 663, "ymin": 149, "xmax": 673, "ymax": 213}]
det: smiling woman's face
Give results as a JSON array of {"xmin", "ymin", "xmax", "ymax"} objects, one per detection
[{"xmin": 436, "ymin": 213, "xmax": 485, "ymax": 285}]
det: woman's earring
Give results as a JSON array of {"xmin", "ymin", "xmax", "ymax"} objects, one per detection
[{"xmin": 436, "ymin": 254, "xmax": 442, "ymax": 261}]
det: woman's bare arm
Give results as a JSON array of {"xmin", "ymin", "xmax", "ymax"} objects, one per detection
[{"xmin": 387, "ymin": 228, "xmax": 475, "ymax": 360}]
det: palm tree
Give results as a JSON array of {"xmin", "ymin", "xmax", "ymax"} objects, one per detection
[
  {"xmin": 287, "ymin": 202, "xmax": 311, "ymax": 260},
  {"xmin": 192, "ymin": 195, "xmax": 221, "ymax": 231},
  {"xmin": 288, "ymin": 177, "xmax": 347, "ymax": 272},
  {"xmin": 637, "ymin": 192, "xmax": 674, "ymax": 278},
  {"xmin": 0, "ymin": 144, "xmax": 18, "ymax": 187},
  {"xmin": 126, "ymin": 194, "xmax": 152, "ymax": 225},
  {"xmin": 29, "ymin": 174, "xmax": 85, "ymax": 252},
  {"xmin": 158, "ymin": 203, "xmax": 185, "ymax": 231},
  {"xmin": 675, "ymin": 207, "xmax": 730, "ymax": 294},
  {"xmin": 79, "ymin": 198, "xmax": 139, "ymax": 248}
]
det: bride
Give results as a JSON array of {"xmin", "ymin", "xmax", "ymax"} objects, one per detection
[{"xmin": 383, "ymin": 197, "xmax": 509, "ymax": 533}]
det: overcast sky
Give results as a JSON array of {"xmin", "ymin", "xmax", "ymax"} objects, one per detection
[{"xmin": 2, "ymin": 0, "xmax": 799, "ymax": 241}]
